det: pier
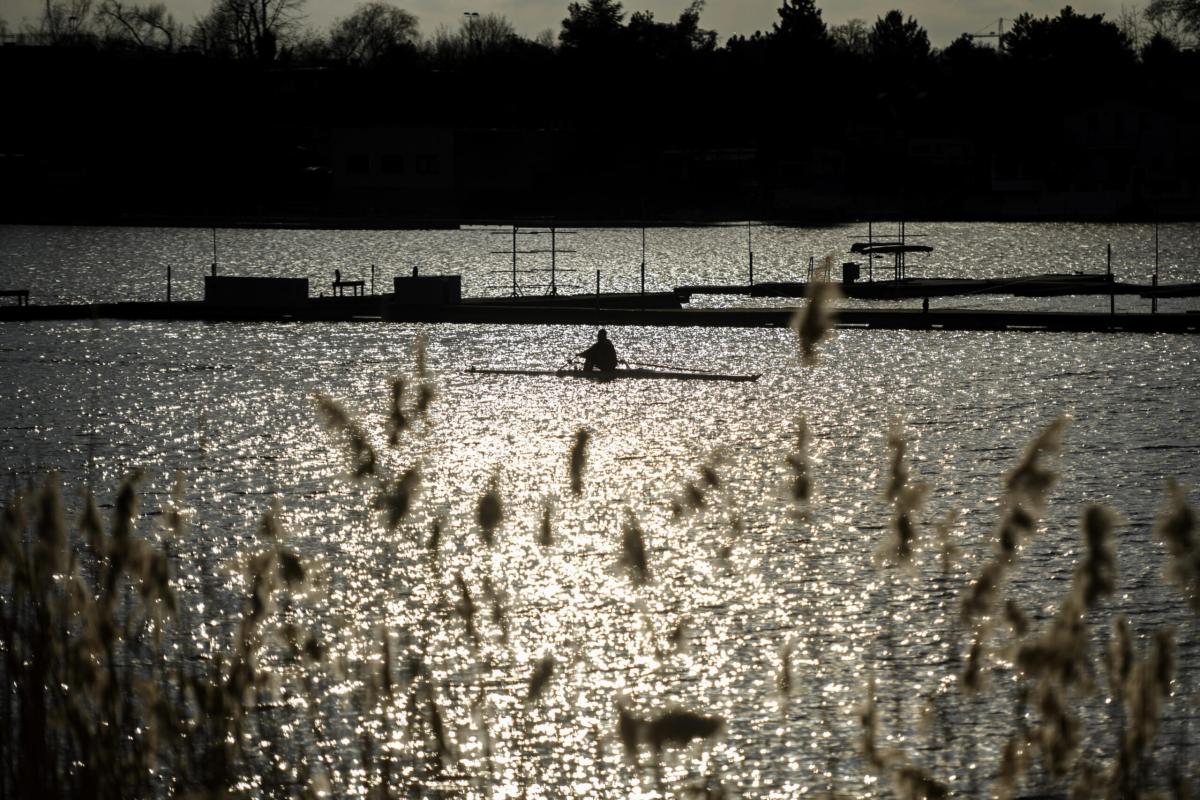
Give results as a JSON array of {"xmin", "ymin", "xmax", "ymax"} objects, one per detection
[
  {"xmin": 1, "ymin": 268, "xmax": 1196, "ymax": 334},
  {"xmin": 0, "ymin": 295, "xmax": 1195, "ymax": 333},
  {"xmin": 680, "ymin": 274, "xmax": 1200, "ymax": 300}
]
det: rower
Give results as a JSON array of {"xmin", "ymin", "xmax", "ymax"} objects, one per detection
[{"xmin": 576, "ymin": 329, "xmax": 623, "ymax": 371}]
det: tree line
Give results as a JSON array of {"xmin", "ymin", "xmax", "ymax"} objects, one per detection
[
  {"xmin": 6, "ymin": 0, "xmax": 1199, "ymax": 67},
  {"xmin": 3, "ymin": 0, "xmax": 1199, "ymax": 221}
]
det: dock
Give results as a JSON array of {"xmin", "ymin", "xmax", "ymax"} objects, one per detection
[
  {"xmin": 0, "ymin": 297, "xmax": 1195, "ymax": 334},
  {"xmin": 680, "ymin": 275, "xmax": 1200, "ymax": 300},
  {"xmin": 1, "ymin": 270, "xmax": 1195, "ymax": 334}
]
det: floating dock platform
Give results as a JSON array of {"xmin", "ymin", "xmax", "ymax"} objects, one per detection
[
  {"xmin": 680, "ymin": 275, "xmax": 1200, "ymax": 300},
  {"xmin": 1, "ymin": 297, "xmax": 1195, "ymax": 334}
]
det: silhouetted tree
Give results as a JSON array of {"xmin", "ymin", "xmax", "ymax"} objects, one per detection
[
  {"xmin": 830, "ymin": 18, "xmax": 869, "ymax": 57},
  {"xmin": 939, "ymin": 32, "xmax": 998, "ymax": 70},
  {"xmin": 1117, "ymin": 2, "xmax": 1151, "ymax": 49},
  {"xmin": 192, "ymin": 0, "xmax": 305, "ymax": 60},
  {"xmin": 869, "ymin": 10, "xmax": 930, "ymax": 66},
  {"xmin": 328, "ymin": 2, "xmax": 417, "ymax": 66},
  {"xmin": 1141, "ymin": 29, "xmax": 1183, "ymax": 64},
  {"xmin": 560, "ymin": 0, "xmax": 625, "ymax": 51},
  {"xmin": 96, "ymin": 1, "xmax": 181, "ymax": 50},
  {"xmin": 627, "ymin": 1, "xmax": 715, "ymax": 59},
  {"xmin": 38, "ymin": 0, "xmax": 94, "ymax": 43},
  {"xmin": 1147, "ymin": 0, "xmax": 1200, "ymax": 45},
  {"xmin": 676, "ymin": 0, "xmax": 717, "ymax": 52},
  {"xmin": 1003, "ymin": 6, "xmax": 1134, "ymax": 67},
  {"xmin": 430, "ymin": 12, "xmax": 520, "ymax": 64},
  {"xmin": 769, "ymin": 0, "xmax": 830, "ymax": 56}
]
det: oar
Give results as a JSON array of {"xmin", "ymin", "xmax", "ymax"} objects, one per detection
[{"xmin": 623, "ymin": 360, "xmax": 722, "ymax": 374}]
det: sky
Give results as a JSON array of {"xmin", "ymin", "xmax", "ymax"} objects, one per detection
[{"xmin": 0, "ymin": 0, "xmax": 1141, "ymax": 45}]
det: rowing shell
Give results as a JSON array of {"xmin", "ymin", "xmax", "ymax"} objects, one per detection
[{"xmin": 467, "ymin": 366, "xmax": 759, "ymax": 382}]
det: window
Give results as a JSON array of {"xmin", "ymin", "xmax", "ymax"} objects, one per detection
[
  {"xmin": 381, "ymin": 154, "xmax": 404, "ymax": 174},
  {"xmin": 416, "ymin": 155, "xmax": 440, "ymax": 175}
]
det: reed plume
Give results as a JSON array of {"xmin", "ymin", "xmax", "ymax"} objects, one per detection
[
  {"xmin": 672, "ymin": 454, "xmax": 723, "ymax": 519},
  {"xmin": 315, "ymin": 392, "xmax": 377, "ymax": 479},
  {"xmin": 644, "ymin": 709, "xmax": 724, "ymax": 754},
  {"xmin": 1154, "ymin": 480, "xmax": 1198, "ymax": 610},
  {"xmin": 879, "ymin": 425, "xmax": 929, "ymax": 566},
  {"xmin": 526, "ymin": 654, "xmax": 556, "ymax": 704},
  {"xmin": 476, "ymin": 470, "xmax": 503, "ymax": 547},
  {"xmin": 377, "ymin": 465, "xmax": 421, "ymax": 530},
  {"xmin": 963, "ymin": 418, "xmax": 1068, "ymax": 625},
  {"xmin": 617, "ymin": 703, "xmax": 725, "ymax": 762},
  {"xmin": 790, "ymin": 271, "xmax": 842, "ymax": 366}
]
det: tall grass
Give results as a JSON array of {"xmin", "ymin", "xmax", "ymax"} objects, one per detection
[{"xmin": 2, "ymin": 331, "xmax": 1197, "ymax": 798}]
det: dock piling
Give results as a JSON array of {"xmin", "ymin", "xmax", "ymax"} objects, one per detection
[
  {"xmin": 747, "ymin": 220, "xmax": 754, "ymax": 287},
  {"xmin": 167, "ymin": 265, "xmax": 172, "ymax": 303},
  {"xmin": 1107, "ymin": 243, "xmax": 1114, "ymax": 314},
  {"xmin": 1153, "ymin": 223, "xmax": 1160, "ymax": 314}
]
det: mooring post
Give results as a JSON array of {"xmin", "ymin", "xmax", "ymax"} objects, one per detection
[
  {"xmin": 167, "ymin": 265, "xmax": 172, "ymax": 303},
  {"xmin": 868, "ymin": 221, "xmax": 874, "ymax": 282},
  {"xmin": 1152, "ymin": 222, "xmax": 1159, "ymax": 314},
  {"xmin": 747, "ymin": 219, "xmax": 754, "ymax": 287},
  {"xmin": 371, "ymin": 263, "xmax": 375, "ymax": 295},
  {"xmin": 1107, "ymin": 243, "xmax": 1113, "ymax": 314},
  {"xmin": 640, "ymin": 224, "xmax": 646, "ymax": 296}
]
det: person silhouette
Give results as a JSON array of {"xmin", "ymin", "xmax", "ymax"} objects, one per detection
[
  {"xmin": 577, "ymin": 329, "xmax": 621, "ymax": 371},
  {"xmin": 334, "ymin": 268, "xmax": 341, "ymax": 284}
]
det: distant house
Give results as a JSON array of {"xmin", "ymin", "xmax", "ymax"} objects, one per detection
[
  {"xmin": 1061, "ymin": 100, "xmax": 1198, "ymax": 214},
  {"xmin": 330, "ymin": 127, "xmax": 456, "ymax": 216},
  {"xmin": 990, "ymin": 100, "xmax": 1199, "ymax": 218},
  {"xmin": 772, "ymin": 148, "xmax": 850, "ymax": 217}
]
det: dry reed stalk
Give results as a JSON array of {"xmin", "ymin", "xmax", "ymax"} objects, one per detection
[
  {"xmin": 386, "ymin": 376, "xmax": 409, "ymax": 445},
  {"xmin": 454, "ymin": 572, "xmax": 480, "ymax": 649},
  {"xmin": 481, "ymin": 574, "xmax": 509, "ymax": 644},
  {"xmin": 786, "ymin": 417, "xmax": 811, "ymax": 507},
  {"xmin": 777, "ymin": 639, "xmax": 796, "ymax": 717},
  {"xmin": 1114, "ymin": 627, "xmax": 1176, "ymax": 795},
  {"xmin": 892, "ymin": 764, "xmax": 949, "ymax": 800},
  {"xmin": 859, "ymin": 674, "xmax": 887, "ymax": 771},
  {"xmin": 538, "ymin": 500, "xmax": 554, "ymax": 547},
  {"xmin": 569, "ymin": 428, "xmax": 590, "ymax": 496},
  {"xmin": 620, "ymin": 513, "xmax": 650, "ymax": 586}
]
